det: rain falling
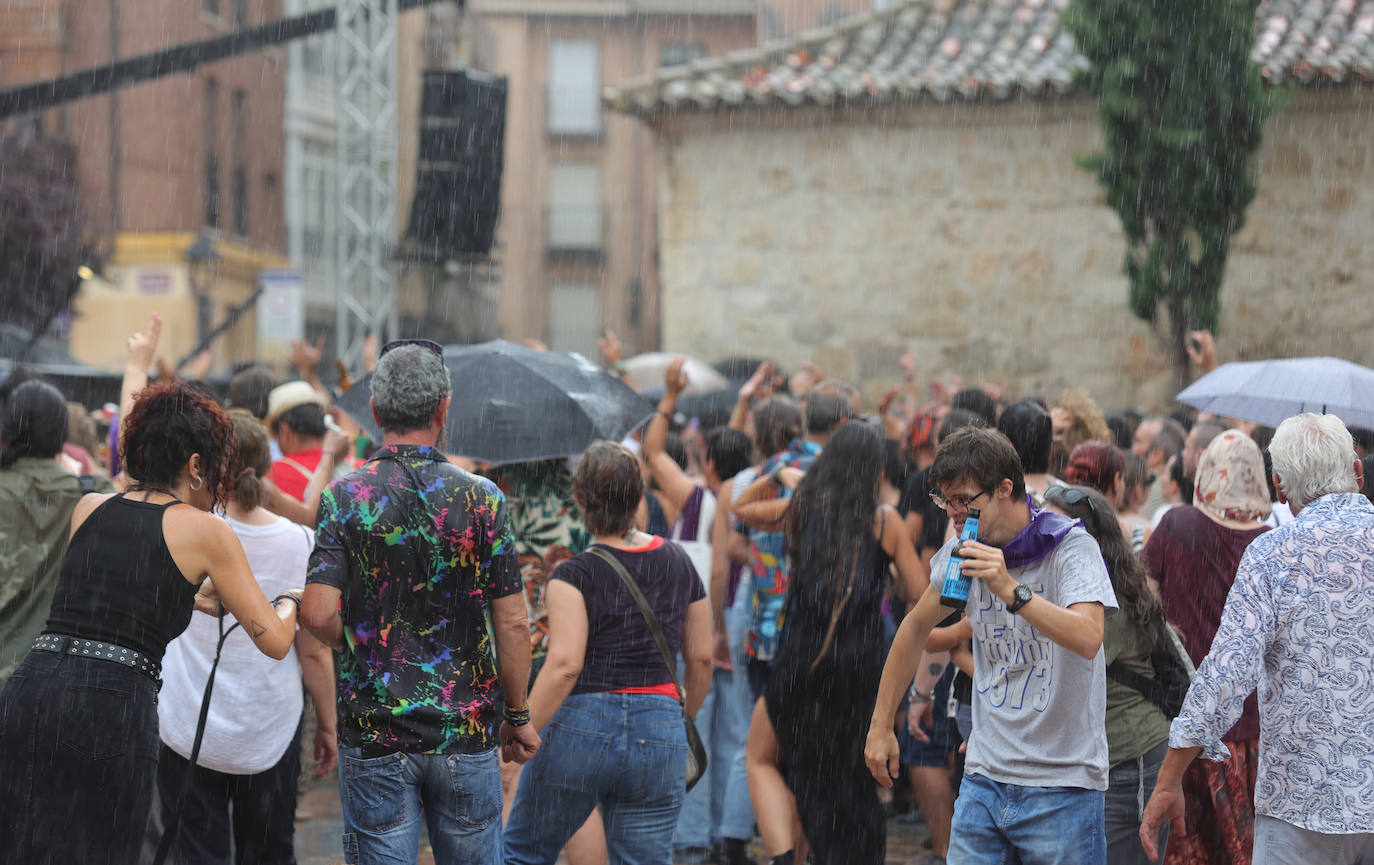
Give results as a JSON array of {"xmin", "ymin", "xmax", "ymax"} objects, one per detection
[{"xmin": 2, "ymin": 0, "xmax": 1374, "ymax": 864}]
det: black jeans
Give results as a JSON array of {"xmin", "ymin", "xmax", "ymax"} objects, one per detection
[
  {"xmin": 0, "ymin": 649, "xmax": 161, "ymax": 865},
  {"xmin": 153, "ymin": 721, "xmax": 304, "ymax": 865}
]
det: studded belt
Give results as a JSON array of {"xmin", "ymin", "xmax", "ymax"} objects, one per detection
[{"xmin": 32, "ymin": 633, "xmax": 161, "ymax": 682}]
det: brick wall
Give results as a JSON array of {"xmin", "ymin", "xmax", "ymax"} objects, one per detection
[{"xmin": 653, "ymin": 90, "xmax": 1374, "ymax": 410}]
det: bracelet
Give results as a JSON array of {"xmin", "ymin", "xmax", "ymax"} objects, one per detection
[
  {"xmin": 503, "ymin": 703, "xmax": 532, "ymax": 727},
  {"xmin": 272, "ymin": 593, "xmax": 302, "ymax": 616},
  {"xmin": 908, "ymin": 683, "xmax": 933, "ymax": 704},
  {"xmin": 611, "ymin": 361, "xmax": 627, "ymax": 375}
]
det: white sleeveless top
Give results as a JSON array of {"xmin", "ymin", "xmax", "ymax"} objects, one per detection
[{"xmin": 158, "ymin": 513, "xmax": 313, "ymax": 774}]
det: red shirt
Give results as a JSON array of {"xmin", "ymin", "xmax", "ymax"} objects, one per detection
[
  {"xmin": 1143, "ymin": 505, "xmax": 1269, "ymax": 741},
  {"xmin": 268, "ymin": 447, "xmax": 324, "ymax": 503}
]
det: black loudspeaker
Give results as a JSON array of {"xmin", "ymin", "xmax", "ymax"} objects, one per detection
[{"xmin": 405, "ymin": 68, "xmax": 507, "ymax": 260}]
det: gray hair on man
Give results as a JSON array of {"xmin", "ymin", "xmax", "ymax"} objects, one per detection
[
  {"xmin": 371, "ymin": 345, "xmax": 452, "ymax": 433},
  {"xmin": 1269, "ymin": 413, "xmax": 1360, "ymax": 508}
]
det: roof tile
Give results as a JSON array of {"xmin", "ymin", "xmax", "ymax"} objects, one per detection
[{"xmin": 605, "ymin": 0, "xmax": 1372, "ymax": 114}]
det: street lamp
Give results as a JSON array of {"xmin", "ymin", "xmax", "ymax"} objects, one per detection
[{"xmin": 185, "ymin": 232, "xmax": 221, "ymax": 345}]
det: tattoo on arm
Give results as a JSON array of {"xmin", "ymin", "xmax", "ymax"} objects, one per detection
[{"xmin": 248, "ymin": 619, "xmax": 267, "ymax": 640}]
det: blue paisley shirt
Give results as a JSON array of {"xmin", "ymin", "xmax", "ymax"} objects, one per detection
[{"xmin": 1169, "ymin": 493, "xmax": 1374, "ymax": 833}]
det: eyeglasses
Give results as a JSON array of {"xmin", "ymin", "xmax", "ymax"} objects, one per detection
[
  {"xmin": 380, "ymin": 339, "xmax": 444, "ymax": 360},
  {"xmin": 929, "ymin": 486, "xmax": 992, "ymax": 513}
]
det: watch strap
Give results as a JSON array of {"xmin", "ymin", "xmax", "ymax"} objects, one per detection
[{"xmin": 1007, "ymin": 584, "xmax": 1033, "ymax": 614}]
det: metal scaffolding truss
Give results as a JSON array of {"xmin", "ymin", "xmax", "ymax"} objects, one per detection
[{"xmin": 334, "ymin": 0, "xmax": 398, "ymax": 371}]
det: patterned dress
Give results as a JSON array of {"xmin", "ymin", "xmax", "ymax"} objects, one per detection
[{"xmin": 491, "ymin": 460, "xmax": 592, "ymax": 659}]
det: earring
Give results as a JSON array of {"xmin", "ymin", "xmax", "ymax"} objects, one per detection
[{"xmin": 190, "ymin": 475, "xmax": 204, "ymax": 492}]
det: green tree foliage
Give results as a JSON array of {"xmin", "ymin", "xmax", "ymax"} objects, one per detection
[
  {"xmin": 0, "ymin": 129, "xmax": 101, "ymax": 351},
  {"xmin": 1064, "ymin": 0, "xmax": 1286, "ymax": 388}
]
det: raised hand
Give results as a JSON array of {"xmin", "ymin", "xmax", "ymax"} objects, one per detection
[
  {"xmin": 127, "ymin": 313, "xmax": 162, "ymax": 372},
  {"xmin": 664, "ymin": 357, "xmax": 690, "ymax": 397},
  {"xmin": 362, "ymin": 332, "xmax": 380, "ymax": 375},
  {"xmin": 738, "ymin": 361, "xmax": 774, "ymax": 404},
  {"xmin": 1186, "ymin": 330, "xmax": 1218, "ymax": 373},
  {"xmin": 291, "ymin": 336, "xmax": 325, "ymax": 381},
  {"xmin": 598, "ymin": 328, "xmax": 624, "ymax": 367},
  {"xmin": 899, "ymin": 353, "xmax": 917, "ymax": 381}
]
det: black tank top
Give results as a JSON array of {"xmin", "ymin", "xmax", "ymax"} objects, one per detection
[{"xmin": 45, "ymin": 494, "xmax": 199, "ymax": 659}]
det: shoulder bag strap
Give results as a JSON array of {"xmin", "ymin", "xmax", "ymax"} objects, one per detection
[{"xmin": 587, "ymin": 546, "xmax": 685, "ymax": 703}]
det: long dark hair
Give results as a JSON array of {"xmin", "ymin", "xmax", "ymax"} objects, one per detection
[
  {"xmin": 785, "ymin": 421, "xmax": 884, "ymax": 671},
  {"xmin": 1044, "ymin": 484, "xmax": 1169, "ymax": 654}
]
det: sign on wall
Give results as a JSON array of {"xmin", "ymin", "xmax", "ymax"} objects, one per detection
[{"xmin": 257, "ymin": 269, "xmax": 304, "ymax": 365}]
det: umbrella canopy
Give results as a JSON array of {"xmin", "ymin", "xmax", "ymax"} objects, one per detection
[
  {"xmin": 336, "ymin": 340, "xmax": 655, "ymax": 464},
  {"xmin": 1176, "ymin": 356, "xmax": 1374, "ymax": 430},
  {"xmin": 621, "ymin": 352, "xmax": 728, "ymax": 395}
]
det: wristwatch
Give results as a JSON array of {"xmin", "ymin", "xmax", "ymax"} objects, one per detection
[{"xmin": 1007, "ymin": 583, "xmax": 1034, "ymax": 615}]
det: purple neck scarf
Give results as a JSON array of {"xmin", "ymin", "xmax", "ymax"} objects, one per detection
[{"xmin": 1000, "ymin": 495, "xmax": 1080, "ymax": 569}]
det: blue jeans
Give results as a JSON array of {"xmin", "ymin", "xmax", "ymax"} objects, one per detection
[
  {"xmin": 505, "ymin": 692, "xmax": 687, "ymax": 865},
  {"xmin": 1105, "ymin": 741, "xmax": 1170, "ymax": 865},
  {"xmin": 674, "ymin": 582, "xmax": 757, "ymax": 848},
  {"xmin": 948, "ymin": 773, "xmax": 1106, "ymax": 865},
  {"xmin": 337, "ymin": 746, "xmax": 502, "ymax": 865}
]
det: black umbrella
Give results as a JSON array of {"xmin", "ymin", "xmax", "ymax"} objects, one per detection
[{"xmin": 336, "ymin": 339, "xmax": 655, "ymax": 464}]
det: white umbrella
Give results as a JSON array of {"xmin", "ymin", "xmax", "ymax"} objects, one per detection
[
  {"xmin": 1176, "ymin": 356, "xmax": 1374, "ymax": 430},
  {"xmin": 621, "ymin": 352, "xmax": 729, "ymax": 395}
]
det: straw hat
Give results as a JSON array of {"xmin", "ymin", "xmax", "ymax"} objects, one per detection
[{"xmin": 265, "ymin": 380, "xmax": 328, "ymax": 429}]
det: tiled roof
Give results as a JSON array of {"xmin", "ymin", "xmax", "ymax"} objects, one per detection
[{"xmin": 604, "ymin": 0, "xmax": 1374, "ymax": 115}]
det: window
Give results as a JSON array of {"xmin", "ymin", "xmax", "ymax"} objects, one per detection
[
  {"xmin": 547, "ymin": 40, "xmax": 600, "ymax": 136},
  {"xmin": 203, "ymin": 0, "xmax": 220, "ymax": 16},
  {"xmin": 548, "ymin": 282, "xmax": 601, "ymax": 358},
  {"xmin": 231, "ymin": 90, "xmax": 248, "ymax": 236},
  {"xmin": 204, "ymin": 78, "xmax": 220, "ymax": 228},
  {"xmin": 660, "ymin": 42, "xmax": 706, "ymax": 68},
  {"xmin": 547, "ymin": 163, "xmax": 601, "ymax": 251},
  {"xmin": 299, "ymin": 140, "xmax": 334, "ymax": 262}
]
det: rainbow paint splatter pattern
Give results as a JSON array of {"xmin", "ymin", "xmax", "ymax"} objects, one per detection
[{"xmin": 308, "ymin": 445, "xmax": 521, "ymax": 754}]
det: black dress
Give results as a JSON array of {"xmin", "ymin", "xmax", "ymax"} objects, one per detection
[
  {"xmin": 765, "ymin": 511, "xmax": 891, "ymax": 865},
  {"xmin": 0, "ymin": 494, "xmax": 198, "ymax": 865}
]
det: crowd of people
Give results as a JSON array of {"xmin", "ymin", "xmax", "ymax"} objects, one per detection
[{"xmin": 1, "ymin": 317, "xmax": 1373, "ymax": 865}]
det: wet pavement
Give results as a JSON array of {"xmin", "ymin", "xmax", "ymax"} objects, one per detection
[{"xmin": 294, "ymin": 772, "xmax": 938, "ymax": 865}]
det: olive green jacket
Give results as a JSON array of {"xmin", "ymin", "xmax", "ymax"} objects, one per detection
[{"xmin": 0, "ymin": 458, "xmax": 112, "ymax": 685}]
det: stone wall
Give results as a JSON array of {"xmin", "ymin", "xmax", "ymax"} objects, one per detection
[{"xmin": 653, "ymin": 91, "xmax": 1374, "ymax": 411}]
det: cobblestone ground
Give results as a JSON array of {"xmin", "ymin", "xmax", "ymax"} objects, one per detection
[{"xmin": 295, "ymin": 774, "xmax": 938, "ymax": 865}]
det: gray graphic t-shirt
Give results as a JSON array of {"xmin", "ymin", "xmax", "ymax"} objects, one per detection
[{"xmin": 931, "ymin": 525, "xmax": 1117, "ymax": 790}]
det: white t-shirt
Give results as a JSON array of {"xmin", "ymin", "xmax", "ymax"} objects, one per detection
[
  {"xmin": 158, "ymin": 513, "xmax": 314, "ymax": 774},
  {"xmin": 931, "ymin": 526, "xmax": 1118, "ymax": 791}
]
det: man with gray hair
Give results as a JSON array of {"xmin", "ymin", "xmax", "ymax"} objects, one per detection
[
  {"xmin": 302, "ymin": 340, "xmax": 539, "ymax": 865},
  {"xmin": 1140, "ymin": 412, "xmax": 1374, "ymax": 864}
]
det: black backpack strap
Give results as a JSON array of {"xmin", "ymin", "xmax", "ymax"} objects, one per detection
[
  {"xmin": 1106, "ymin": 660, "xmax": 1164, "ymax": 705},
  {"xmin": 588, "ymin": 546, "xmax": 684, "ymax": 703},
  {"xmin": 152, "ymin": 608, "xmax": 240, "ymax": 865}
]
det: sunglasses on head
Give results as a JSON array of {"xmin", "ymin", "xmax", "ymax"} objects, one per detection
[
  {"xmin": 380, "ymin": 339, "xmax": 444, "ymax": 360},
  {"xmin": 1043, "ymin": 484, "xmax": 1102, "ymax": 513}
]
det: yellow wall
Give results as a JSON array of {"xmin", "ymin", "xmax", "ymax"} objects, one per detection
[{"xmin": 69, "ymin": 232, "xmax": 291, "ymax": 373}]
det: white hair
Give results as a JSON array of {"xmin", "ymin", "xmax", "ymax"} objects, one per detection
[{"xmin": 1268, "ymin": 413, "xmax": 1359, "ymax": 508}]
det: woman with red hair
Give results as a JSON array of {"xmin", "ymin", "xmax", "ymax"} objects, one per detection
[{"xmin": 1063, "ymin": 441, "xmax": 1147, "ymax": 552}]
